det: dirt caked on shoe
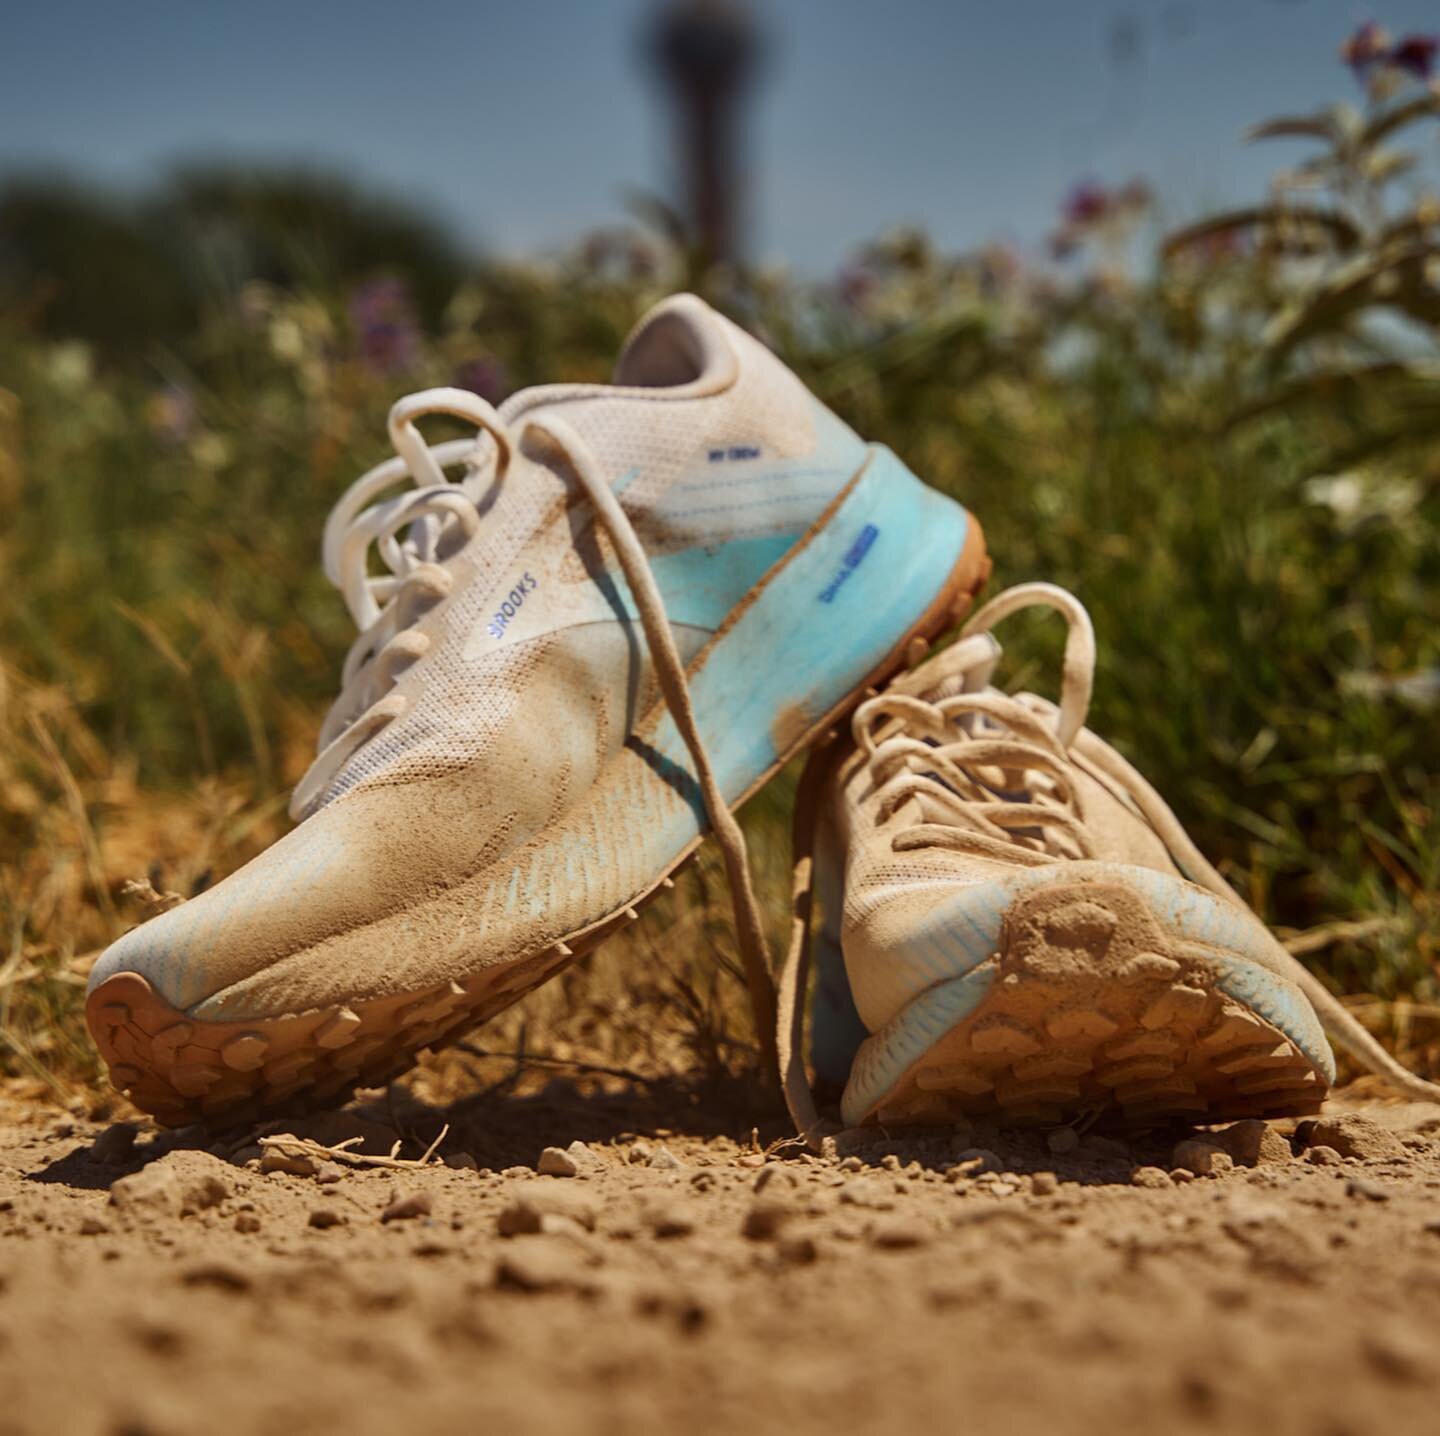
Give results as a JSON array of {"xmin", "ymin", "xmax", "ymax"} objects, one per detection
[
  {"xmin": 87, "ymin": 294, "xmax": 989, "ymax": 1126},
  {"xmin": 781, "ymin": 582, "xmax": 1440, "ymax": 1139}
]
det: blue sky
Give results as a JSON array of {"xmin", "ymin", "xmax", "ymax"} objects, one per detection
[{"xmin": 2, "ymin": 1, "xmax": 1436, "ymax": 273}]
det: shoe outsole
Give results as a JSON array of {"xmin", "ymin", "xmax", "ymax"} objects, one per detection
[
  {"xmin": 845, "ymin": 879, "xmax": 1329, "ymax": 1131},
  {"xmin": 88, "ymin": 521, "xmax": 992, "ymax": 1129}
]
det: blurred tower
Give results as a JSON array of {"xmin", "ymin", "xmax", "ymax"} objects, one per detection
[{"xmin": 648, "ymin": 0, "xmax": 762, "ymax": 268}]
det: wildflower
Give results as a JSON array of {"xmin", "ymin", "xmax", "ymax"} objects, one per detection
[
  {"xmin": 453, "ymin": 357, "xmax": 510, "ymax": 405},
  {"xmin": 145, "ymin": 383, "xmax": 196, "ymax": 446},
  {"xmin": 347, "ymin": 276, "xmax": 422, "ymax": 376},
  {"xmin": 1062, "ymin": 181, "xmax": 1110, "ymax": 229},
  {"xmin": 1340, "ymin": 22, "xmax": 1390, "ymax": 76},
  {"xmin": 1389, "ymin": 33, "xmax": 1438, "ymax": 79}
]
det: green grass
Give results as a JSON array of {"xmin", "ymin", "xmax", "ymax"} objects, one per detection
[{"xmin": 1, "ymin": 222, "xmax": 1438, "ymax": 1103}]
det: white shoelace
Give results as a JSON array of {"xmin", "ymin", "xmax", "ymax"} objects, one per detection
[
  {"xmin": 291, "ymin": 388, "xmax": 779, "ymax": 1064},
  {"xmin": 780, "ymin": 582, "xmax": 1440, "ymax": 1144}
]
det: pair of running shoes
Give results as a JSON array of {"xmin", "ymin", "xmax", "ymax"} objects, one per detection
[{"xmin": 86, "ymin": 294, "xmax": 1438, "ymax": 1142}]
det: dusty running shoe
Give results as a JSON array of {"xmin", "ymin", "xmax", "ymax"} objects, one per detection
[
  {"xmin": 87, "ymin": 293, "xmax": 988, "ymax": 1126},
  {"xmin": 780, "ymin": 582, "xmax": 1440, "ymax": 1139}
]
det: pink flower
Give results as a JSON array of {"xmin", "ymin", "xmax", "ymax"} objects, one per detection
[
  {"xmin": 1341, "ymin": 22, "xmax": 1390, "ymax": 76},
  {"xmin": 1389, "ymin": 33, "xmax": 1439, "ymax": 79}
]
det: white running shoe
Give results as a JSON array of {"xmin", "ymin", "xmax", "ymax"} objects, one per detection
[
  {"xmin": 781, "ymin": 582, "xmax": 1440, "ymax": 1139},
  {"xmin": 88, "ymin": 294, "xmax": 989, "ymax": 1126}
]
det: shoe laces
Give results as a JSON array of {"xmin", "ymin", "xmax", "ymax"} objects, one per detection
[
  {"xmin": 289, "ymin": 387, "xmax": 780, "ymax": 1067},
  {"xmin": 778, "ymin": 582, "xmax": 1440, "ymax": 1147}
]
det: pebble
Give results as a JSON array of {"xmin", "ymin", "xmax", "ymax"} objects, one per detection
[
  {"xmin": 234, "ymin": 1212, "xmax": 261, "ymax": 1234},
  {"xmin": 1209, "ymin": 1119, "xmax": 1292, "ymax": 1168},
  {"xmin": 1171, "ymin": 1140, "xmax": 1234, "ymax": 1178},
  {"xmin": 308, "ymin": 1207, "xmax": 345, "ymax": 1229},
  {"xmin": 537, "ymin": 1147, "xmax": 580, "ymax": 1178},
  {"xmin": 1131, "ymin": 1166, "xmax": 1174, "ymax": 1189},
  {"xmin": 869, "ymin": 1217, "xmax": 930, "ymax": 1250},
  {"xmin": 1030, "ymin": 1172, "xmax": 1059, "ymax": 1197},
  {"xmin": 741, "ymin": 1199, "xmax": 793, "ymax": 1240},
  {"xmin": 494, "ymin": 1237, "xmax": 599, "ymax": 1294},
  {"xmin": 496, "ymin": 1185, "xmax": 599, "ymax": 1236},
  {"xmin": 648, "ymin": 1146, "xmax": 685, "ymax": 1171},
  {"xmin": 444, "ymin": 1152, "xmax": 479, "ymax": 1171},
  {"xmin": 260, "ymin": 1149, "xmax": 321, "ymax": 1179},
  {"xmin": 1046, "ymin": 1128, "xmax": 1080, "ymax": 1156},
  {"xmin": 381, "ymin": 1190, "xmax": 433, "ymax": 1223},
  {"xmin": 89, "ymin": 1123, "xmax": 139, "ymax": 1166},
  {"xmin": 838, "ymin": 1156, "xmax": 866, "ymax": 1173},
  {"xmin": 1345, "ymin": 1176, "xmax": 1390, "ymax": 1203},
  {"xmin": 778, "ymin": 1234, "xmax": 819, "ymax": 1265},
  {"xmin": 315, "ymin": 1163, "xmax": 347, "ymax": 1185},
  {"xmin": 752, "ymin": 1165, "xmax": 795, "ymax": 1194},
  {"xmin": 644, "ymin": 1202, "xmax": 696, "ymax": 1239},
  {"xmin": 78, "ymin": 1215, "xmax": 109, "ymax": 1235},
  {"xmin": 1297, "ymin": 1114, "xmax": 1406, "ymax": 1163},
  {"xmin": 1303, "ymin": 1145, "xmax": 1343, "ymax": 1167},
  {"xmin": 839, "ymin": 1178, "xmax": 896, "ymax": 1211},
  {"xmin": 954, "ymin": 1147, "xmax": 1002, "ymax": 1173}
]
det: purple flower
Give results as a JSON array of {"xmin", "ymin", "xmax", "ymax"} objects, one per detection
[
  {"xmin": 1062, "ymin": 182, "xmax": 1110, "ymax": 229},
  {"xmin": 347, "ymin": 277, "xmax": 422, "ymax": 376},
  {"xmin": 1389, "ymin": 33, "xmax": 1439, "ymax": 79},
  {"xmin": 1341, "ymin": 22, "xmax": 1390, "ymax": 76},
  {"xmin": 453, "ymin": 357, "xmax": 511, "ymax": 406}
]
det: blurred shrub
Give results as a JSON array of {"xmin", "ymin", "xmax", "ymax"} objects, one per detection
[{"xmin": 1, "ymin": 25, "xmax": 1437, "ymax": 1097}]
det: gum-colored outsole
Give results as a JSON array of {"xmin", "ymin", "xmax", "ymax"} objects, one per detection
[
  {"xmin": 851, "ymin": 880, "xmax": 1329, "ymax": 1131},
  {"xmin": 89, "ymin": 521, "xmax": 992, "ymax": 1128}
]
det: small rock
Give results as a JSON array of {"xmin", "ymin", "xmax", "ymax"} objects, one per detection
[
  {"xmin": 234, "ymin": 1212, "xmax": 261, "ymax": 1234},
  {"xmin": 496, "ymin": 1184, "xmax": 599, "ymax": 1236},
  {"xmin": 880, "ymin": 1154, "xmax": 902, "ymax": 1172},
  {"xmin": 1345, "ymin": 1176, "xmax": 1390, "ymax": 1203},
  {"xmin": 1304, "ymin": 1145, "xmax": 1343, "ymax": 1167},
  {"xmin": 1131, "ymin": 1166, "xmax": 1174, "ymax": 1189},
  {"xmin": 494, "ymin": 1237, "xmax": 599, "ymax": 1294},
  {"xmin": 1209, "ymin": 1119, "xmax": 1292, "ymax": 1168},
  {"xmin": 840, "ymin": 1178, "xmax": 896, "ymax": 1210},
  {"xmin": 78, "ymin": 1215, "xmax": 109, "ymax": 1235},
  {"xmin": 869, "ymin": 1217, "xmax": 929, "ymax": 1250},
  {"xmin": 777, "ymin": 1234, "xmax": 819, "ymax": 1265},
  {"xmin": 1046, "ymin": 1128, "xmax": 1080, "ymax": 1156},
  {"xmin": 89, "ymin": 1122, "xmax": 138, "ymax": 1165},
  {"xmin": 752, "ymin": 1165, "xmax": 795, "ymax": 1194},
  {"xmin": 627, "ymin": 1142, "xmax": 653, "ymax": 1165},
  {"xmin": 444, "ymin": 1152, "xmax": 479, "ymax": 1171},
  {"xmin": 109, "ymin": 1152, "xmax": 232, "ymax": 1216},
  {"xmin": 1169, "ymin": 1168, "xmax": 1196, "ymax": 1184},
  {"xmin": 1296, "ymin": 1114, "xmax": 1406, "ymax": 1163},
  {"xmin": 643, "ymin": 1202, "xmax": 696, "ymax": 1239},
  {"xmin": 381, "ymin": 1190, "xmax": 433, "ymax": 1223},
  {"xmin": 741, "ymin": 1199, "xmax": 793, "ymax": 1240},
  {"xmin": 954, "ymin": 1147, "xmax": 1002, "ymax": 1173},
  {"xmin": 1030, "ymin": 1172, "xmax": 1059, "ymax": 1197},
  {"xmin": 648, "ymin": 1146, "xmax": 684, "ymax": 1170},
  {"xmin": 178, "ymin": 1259, "xmax": 251, "ymax": 1293},
  {"xmin": 1172, "ymin": 1140, "xmax": 1234, "ymax": 1177},
  {"xmin": 260, "ymin": 1149, "xmax": 320, "ymax": 1178},
  {"xmin": 308, "ymin": 1207, "xmax": 345, "ymax": 1229},
  {"xmin": 837, "ymin": 1156, "xmax": 865, "ymax": 1173},
  {"xmin": 537, "ymin": 1147, "xmax": 580, "ymax": 1178},
  {"xmin": 315, "ymin": 1163, "xmax": 347, "ymax": 1185}
]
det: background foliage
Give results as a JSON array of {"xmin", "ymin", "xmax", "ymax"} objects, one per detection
[{"xmin": 2, "ymin": 26, "xmax": 1438, "ymax": 1105}]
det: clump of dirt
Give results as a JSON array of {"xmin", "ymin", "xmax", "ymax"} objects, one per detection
[{"xmin": 2, "ymin": 1080, "xmax": 1439, "ymax": 1436}]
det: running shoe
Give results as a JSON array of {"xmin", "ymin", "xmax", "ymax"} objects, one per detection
[
  {"xmin": 780, "ymin": 582, "xmax": 1440, "ymax": 1138},
  {"xmin": 88, "ymin": 293, "xmax": 989, "ymax": 1126}
]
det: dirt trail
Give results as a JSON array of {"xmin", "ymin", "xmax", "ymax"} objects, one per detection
[{"xmin": 2, "ymin": 1080, "xmax": 1438, "ymax": 1436}]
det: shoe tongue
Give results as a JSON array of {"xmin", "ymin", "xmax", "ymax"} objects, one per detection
[{"xmin": 888, "ymin": 632, "xmax": 1004, "ymax": 705}]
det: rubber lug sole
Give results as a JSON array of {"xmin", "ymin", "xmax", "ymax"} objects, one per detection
[
  {"xmin": 847, "ymin": 879, "xmax": 1329, "ymax": 1132},
  {"xmin": 89, "ymin": 520, "xmax": 991, "ymax": 1128}
]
